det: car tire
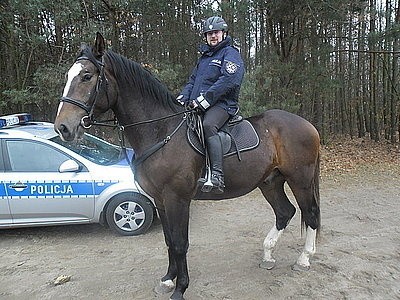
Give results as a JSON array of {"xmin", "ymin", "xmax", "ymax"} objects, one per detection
[{"xmin": 106, "ymin": 193, "xmax": 154, "ymax": 236}]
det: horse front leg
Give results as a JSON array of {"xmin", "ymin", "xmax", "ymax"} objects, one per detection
[
  {"xmin": 155, "ymin": 209, "xmax": 177, "ymax": 294},
  {"xmin": 156, "ymin": 199, "xmax": 190, "ymax": 300}
]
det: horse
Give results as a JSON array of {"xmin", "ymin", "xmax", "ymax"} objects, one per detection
[{"xmin": 54, "ymin": 33, "xmax": 321, "ymax": 300}]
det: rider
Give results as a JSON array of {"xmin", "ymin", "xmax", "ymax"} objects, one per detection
[{"xmin": 176, "ymin": 16, "xmax": 245, "ymax": 193}]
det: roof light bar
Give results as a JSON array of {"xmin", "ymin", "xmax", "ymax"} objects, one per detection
[{"xmin": 0, "ymin": 113, "xmax": 33, "ymax": 128}]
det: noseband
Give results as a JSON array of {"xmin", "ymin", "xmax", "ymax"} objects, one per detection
[{"xmin": 60, "ymin": 53, "xmax": 107, "ymax": 128}]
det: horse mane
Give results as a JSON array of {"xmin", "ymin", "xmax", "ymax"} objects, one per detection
[{"xmin": 85, "ymin": 47, "xmax": 179, "ymax": 112}]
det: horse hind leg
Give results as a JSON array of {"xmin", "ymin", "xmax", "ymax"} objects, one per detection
[
  {"xmin": 287, "ymin": 167, "xmax": 321, "ymax": 271},
  {"xmin": 292, "ymin": 225, "xmax": 317, "ymax": 271},
  {"xmin": 258, "ymin": 169, "xmax": 296, "ymax": 270}
]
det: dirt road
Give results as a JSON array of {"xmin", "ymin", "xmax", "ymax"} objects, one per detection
[{"xmin": 1, "ymin": 164, "xmax": 399, "ymax": 300}]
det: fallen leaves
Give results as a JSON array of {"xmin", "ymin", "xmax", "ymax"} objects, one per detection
[{"xmin": 320, "ymin": 135, "xmax": 400, "ymax": 177}]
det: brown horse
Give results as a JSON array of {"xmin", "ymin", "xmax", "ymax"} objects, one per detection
[{"xmin": 54, "ymin": 33, "xmax": 321, "ymax": 300}]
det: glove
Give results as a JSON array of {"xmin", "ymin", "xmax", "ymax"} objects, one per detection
[
  {"xmin": 176, "ymin": 94, "xmax": 187, "ymax": 106},
  {"xmin": 187, "ymin": 99, "xmax": 199, "ymax": 110}
]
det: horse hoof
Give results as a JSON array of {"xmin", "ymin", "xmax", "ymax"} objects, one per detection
[
  {"xmin": 292, "ymin": 263, "xmax": 310, "ymax": 272},
  {"xmin": 170, "ymin": 291, "xmax": 185, "ymax": 300},
  {"xmin": 154, "ymin": 279, "xmax": 175, "ymax": 294},
  {"xmin": 259, "ymin": 260, "xmax": 275, "ymax": 270}
]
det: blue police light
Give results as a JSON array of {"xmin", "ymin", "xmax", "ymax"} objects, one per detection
[{"xmin": 0, "ymin": 113, "xmax": 33, "ymax": 128}]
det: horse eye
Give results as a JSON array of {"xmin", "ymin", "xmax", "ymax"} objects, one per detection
[{"xmin": 83, "ymin": 74, "xmax": 93, "ymax": 81}]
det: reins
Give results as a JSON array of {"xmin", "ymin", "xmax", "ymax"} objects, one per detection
[
  {"xmin": 130, "ymin": 113, "xmax": 188, "ymax": 171},
  {"xmin": 87, "ymin": 110, "xmax": 192, "ymax": 171},
  {"xmin": 88, "ymin": 109, "xmax": 189, "ymax": 130}
]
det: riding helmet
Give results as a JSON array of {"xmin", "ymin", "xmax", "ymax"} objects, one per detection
[{"xmin": 203, "ymin": 16, "xmax": 228, "ymax": 34}]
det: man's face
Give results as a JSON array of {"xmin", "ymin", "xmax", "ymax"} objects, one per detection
[{"xmin": 206, "ymin": 30, "xmax": 224, "ymax": 47}]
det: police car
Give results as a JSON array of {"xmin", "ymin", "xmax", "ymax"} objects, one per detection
[{"xmin": 0, "ymin": 113, "xmax": 156, "ymax": 236}]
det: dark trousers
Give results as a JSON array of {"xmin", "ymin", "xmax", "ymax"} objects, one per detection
[{"xmin": 202, "ymin": 106, "xmax": 230, "ymax": 139}]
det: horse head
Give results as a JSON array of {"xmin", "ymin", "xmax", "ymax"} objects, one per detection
[{"xmin": 55, "ymin": 32, "xmax": 111, "ymax": 141}]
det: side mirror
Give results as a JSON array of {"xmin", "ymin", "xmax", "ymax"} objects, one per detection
[{"xmin": 59, "ymin": 159, "xmax": 81, "ymax": 173}]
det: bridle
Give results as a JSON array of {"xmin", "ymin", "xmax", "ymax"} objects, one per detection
[
  {"xmin": 60, "ymin": 50, "xmax": 193, "ymax": 130},
  {"xmin": 60, "ymin": 52, "xmax": 107, "ymax": 129},
  {"xmin": 58, "ymin": 48, "xmax": 198, "ymax": 174}
]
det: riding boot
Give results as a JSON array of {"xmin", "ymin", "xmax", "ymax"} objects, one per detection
[{"xmin": 207, "ymin": 135, "xmax": 225, "ymax": 193}]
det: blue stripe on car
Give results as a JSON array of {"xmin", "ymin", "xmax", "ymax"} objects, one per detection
[{"xmin": 0, "ymin": 180, "xmax": 119, "ymax": 199}]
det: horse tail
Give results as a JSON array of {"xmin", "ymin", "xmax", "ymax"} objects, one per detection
[
  {"xmin": 313, "ymin": 150, "xmax": 321, "ymax": 238},
  {"xmin": 300, "ymin": 149, "xmax": 321, "ymax": 238}
]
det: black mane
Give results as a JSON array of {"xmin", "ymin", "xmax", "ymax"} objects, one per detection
[{"xmin": 104, "ymin": 50, "xmax": 179, "ymax": 112}]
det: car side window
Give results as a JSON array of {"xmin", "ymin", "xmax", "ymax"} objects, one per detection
[{"xmin": 6, "ymin": 140, "xmax": 71, "ymax": 172}]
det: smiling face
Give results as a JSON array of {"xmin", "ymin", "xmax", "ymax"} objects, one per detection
[{"xmin": 206, "ymin": 30, "xmax": 224, "ymax": 47}]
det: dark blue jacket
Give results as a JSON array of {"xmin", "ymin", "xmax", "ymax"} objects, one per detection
[{"xmin": 180, "ymin": 36, "xmax": 245, "ymax": 115}]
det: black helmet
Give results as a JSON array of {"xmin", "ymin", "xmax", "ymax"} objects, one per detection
[{"xmin": 203, "ymin": 16, "xmax": 228, "ymax": 34}]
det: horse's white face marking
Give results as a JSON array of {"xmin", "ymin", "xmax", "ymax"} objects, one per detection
[
  {"xmin": 57, "ymin": 62, "xmax": 84, "ymax": 116},
  {"xmin": 56, "ymin": 102, "xmax": 63, "ymax": 117}
]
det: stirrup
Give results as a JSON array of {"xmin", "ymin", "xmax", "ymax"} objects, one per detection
[
  {"xmin": 211, "ymin": 174, "xmax": 225, "ymax": 194},
  {"xmin": 198, "ymin": 176, "xmax": 213, "ymax": 192},
  {"xmin": 198, "ymin": 176, "xmax": 224, "ymax": 193}
]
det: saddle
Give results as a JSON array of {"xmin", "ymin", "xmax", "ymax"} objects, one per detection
[{"xmin": 186, "ymin": 114, "xmax": 259, "ymax": 160}]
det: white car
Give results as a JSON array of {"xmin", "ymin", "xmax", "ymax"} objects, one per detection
[{"xmin": 0, "ymin": 113, "xmax": 155, "ymax": 236}]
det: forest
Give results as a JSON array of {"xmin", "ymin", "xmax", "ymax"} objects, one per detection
[{"xmin": 1, "ymin": 0, "xmax": 399, "ymax": 143}]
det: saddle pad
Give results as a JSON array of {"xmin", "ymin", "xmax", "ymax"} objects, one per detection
[{"xmin": 187, "ymin": 120, "xmax": 260, "ymax": 157}]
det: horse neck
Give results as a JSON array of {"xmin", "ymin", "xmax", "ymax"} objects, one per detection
[
  {"xmin": 103, "ymin": 52, "xmax": 182, "ymax": 154},
  {"xmin": 112, "ymin": 86, "xmax": 182, "ymax": 156}
]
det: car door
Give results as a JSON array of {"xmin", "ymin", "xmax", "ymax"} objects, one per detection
[
  {"xmin": 0, "ymin": 145, "xmax": 12, "ymax": 225},
  {"xmin": 2, "ymin": 139, "xmax": 96, "ymax": 225}
]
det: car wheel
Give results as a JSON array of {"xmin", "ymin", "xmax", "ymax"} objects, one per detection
[{"xmin": 106, "ymin": 193, "xmax": 154, "ymax": 236}]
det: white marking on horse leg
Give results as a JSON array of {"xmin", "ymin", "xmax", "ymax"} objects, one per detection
[
  {"xmin": 295, "ymin": 226, "xmax": 317, "ymax": 269},
  {"xmin": 260, "ymin": 225, "xmax": 283, "ymax": 269},
  {"xmin": 155, "ymin": 279, "xmax": 175, "ymax": 294},
  {"xmin": 57, "ymin": 62, "xmax": 84, "ymax": 117}
]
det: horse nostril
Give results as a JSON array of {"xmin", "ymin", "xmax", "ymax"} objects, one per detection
[
  {"xmin": 55, "ymin": 124, "xmax": 71, "ymax": 141},
  {"xmin": 55, "ymin": 121, "xmax": 79, "ymax": 141},
  {"xmin": 59, "ymin": 124, "xmax": 69, "ymax": 134}
]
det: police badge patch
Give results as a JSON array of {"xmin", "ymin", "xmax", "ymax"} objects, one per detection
[{"xmin": 225, "ymin": 61, "xmax": 239, "ymax": 74}]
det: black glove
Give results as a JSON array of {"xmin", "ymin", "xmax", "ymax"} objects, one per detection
[{"xmin": 187, "ymin": 99, "xmax": 199, "ymax": 110}]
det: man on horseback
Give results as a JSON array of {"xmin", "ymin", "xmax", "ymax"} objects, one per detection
[{"xmin": 176, "ymin": 16, "xmax": 245, "ymax": 193}]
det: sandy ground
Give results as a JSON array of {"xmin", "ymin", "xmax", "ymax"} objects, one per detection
[{"xmin": 0, "ymin": 163, "xmax": 399, "ymax": 300}]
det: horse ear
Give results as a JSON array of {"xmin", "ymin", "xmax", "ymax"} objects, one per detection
[
  {"xmin": 93, "ymin": 32, "xmax": 106, "ymax": 58},
  {"xmin": 80, "ymin": 43, "xmax": 87, "ymax": 51}
]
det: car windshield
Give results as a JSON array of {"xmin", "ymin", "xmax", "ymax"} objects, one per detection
[{"xmin": 50, "ymin": 134, "xmax": 123, "ymax": 165}]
